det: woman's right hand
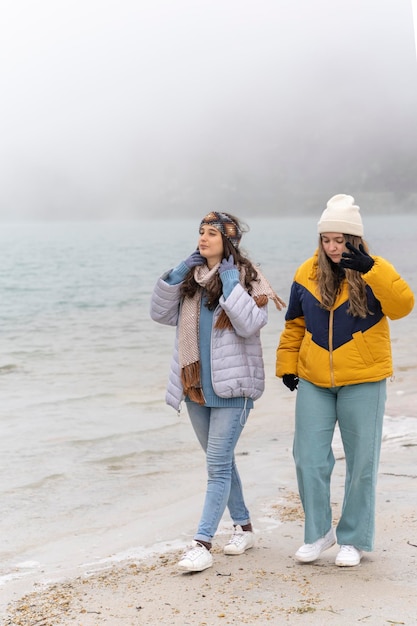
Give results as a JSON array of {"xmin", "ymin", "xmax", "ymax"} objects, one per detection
[{"xmin": 184, "ymin": 250, "xmax": 205, "ymax": 268}]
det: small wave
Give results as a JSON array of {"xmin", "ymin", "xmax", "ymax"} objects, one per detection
[
  {"xmin": 382, "ymin": 415, "xmax": 417, "ymax": 447},
  {"xmin": 87, "ymin": 451, "xmax": 140, "ymax": 469},
  {"xmin": 4, "ymin": 473, "xmax": 66, "ymax": 494},
  {"xmin": 28, "ymin": 392, "xmax": 116, "ymax": 408},
  {"xmin": 85, "ymin": 445, "xmax": 189, "ymax": 470},
  {"xmin": 81, "ymin": 538, "xmax": 187, "ymax": 572},
  {"xmin": 0, "ymin": 561, "xmax": 42, "ymax": 591},
  {"xmin": 69, "ymin": 421, "xmax": 184, "ymax": 448},
  {"xmin": 0, "ymin": 364, "xmax": 18, "ymax": 375}
]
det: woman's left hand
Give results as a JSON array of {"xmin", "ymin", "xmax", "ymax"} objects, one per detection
[
  {"xmin": 218, "ymin": 255, "xmax": 237, "ymax": 274},
  {"xmin": 340, "ymin": 242, "xmax": 374, "ymax": 273}
]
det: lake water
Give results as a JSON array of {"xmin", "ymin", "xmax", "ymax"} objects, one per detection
[{"xmin": 1, "ymin": 215, "xmax": 416, "ymax": 609}]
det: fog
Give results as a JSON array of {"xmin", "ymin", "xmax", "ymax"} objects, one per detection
[{"xmin": 0, "ymin": 0, "xmax": 416, "ymax": 220}]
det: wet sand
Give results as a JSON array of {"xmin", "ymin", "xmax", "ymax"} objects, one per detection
[{"xmin": 3, "ymin": 380, "xmax": 417, "ymax": 626}]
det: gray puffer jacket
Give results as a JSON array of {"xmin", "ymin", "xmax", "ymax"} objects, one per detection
[{"xmin": 150, "ymin": 274, "xmax": 268, "ymax": 411}]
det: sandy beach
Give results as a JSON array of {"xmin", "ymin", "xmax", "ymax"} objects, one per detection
[{"xmin": 3, "ymin": 377, "xmax": 417, "ymax": 626}]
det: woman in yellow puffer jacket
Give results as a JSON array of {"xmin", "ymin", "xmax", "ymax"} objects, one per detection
[{"xmin": 276, "ymin": 194, "xmax": 414, "ymax": 568}]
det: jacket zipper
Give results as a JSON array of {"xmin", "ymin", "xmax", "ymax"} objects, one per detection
[{"xmin": 329, "ymin": 309, "xmax": 335, "ymax": 387}]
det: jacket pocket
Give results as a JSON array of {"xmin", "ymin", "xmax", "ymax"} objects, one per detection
[
  {"xmin": 352, "ymin": 331, "xmax": 374, "ymax": 367},
  {"xmin": 298, "ymin": 331, "xmax": 312, "ymax": 371}
]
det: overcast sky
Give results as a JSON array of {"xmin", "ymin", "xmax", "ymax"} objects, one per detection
[{"xmin": 0, "ymin": 0, "xmax": 416, "ymax": 220}]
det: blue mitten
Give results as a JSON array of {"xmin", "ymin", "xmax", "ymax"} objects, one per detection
[
  {"xmin": 218, "ymin": 255, "xmax": 237, "ymax": 275},
  {"xmin": 184, "ymin": 250, "xmax": 205, "ymax": 269}
]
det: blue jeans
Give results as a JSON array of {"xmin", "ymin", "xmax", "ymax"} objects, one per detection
[
  {"xmin": 186, "ymin": 403, "xmax": 251, "ymax": 543},
  {"xmin": 294, "ymin": 378, "xmax": 386, "ymax": 551}
]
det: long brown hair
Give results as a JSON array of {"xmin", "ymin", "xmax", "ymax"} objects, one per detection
[
  {"xmin": 317, "ymin": 234, "xmax": 371, "ymax": 318},
  {"xmin": 180, "ymin": 215, "xmax": 258, "ymax": 309}
]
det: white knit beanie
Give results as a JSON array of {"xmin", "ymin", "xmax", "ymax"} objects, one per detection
[{"xmin": 317, "ymin": 194, "xmax": 364, "ymax": 236}]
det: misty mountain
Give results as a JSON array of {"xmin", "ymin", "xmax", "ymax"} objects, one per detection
[{"xmin": 0, "ymin": 0, "xmax": 416, "ymax": 220}]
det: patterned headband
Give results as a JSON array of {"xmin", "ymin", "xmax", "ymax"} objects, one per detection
[{"xmin": 200, "ymin": 212, "xmax": 242, "ymax": 249}]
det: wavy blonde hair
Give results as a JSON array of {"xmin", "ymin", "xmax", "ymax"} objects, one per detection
[{"xmin": 317, "ymin": 234, "xmax": 371, "ymax": 318}]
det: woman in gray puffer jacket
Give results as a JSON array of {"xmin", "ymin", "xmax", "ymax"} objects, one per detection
[{"xmin": 150, "ymin": 211, "xmax": 284, "ymax": 573}]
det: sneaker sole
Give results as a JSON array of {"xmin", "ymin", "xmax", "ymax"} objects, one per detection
[
  {"xmin": 335, "ymin": 558, "xmax": 362, "ymax": 567},
  {"xmin": 295, "ymin": 538, "xmax": 336, "ymax": 563},
  {"xmin": 224, "ymin": 544, "xmax": 254, "ymax": 556},
  {"xmin": 178, "ymin": 562, "xmax": 213, "ymax": 572}
]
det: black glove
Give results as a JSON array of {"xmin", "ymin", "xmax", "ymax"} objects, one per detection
[
  {"xmin": 339, "ymin": 242, "xmax": 374, "ymax": 274},
  {"xmin": 283, "ymin": 374, "xmax": 299, "ymax": 391}
]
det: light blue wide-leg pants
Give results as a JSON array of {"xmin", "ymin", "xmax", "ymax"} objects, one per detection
[{"xmin": 294, "ymin": 378, "xmax": 386, "ymax": 551}]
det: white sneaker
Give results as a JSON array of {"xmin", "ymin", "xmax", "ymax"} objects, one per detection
[
  {"xmin": 177, "ymin": 541, "xmax": 213, "ymax": 572},
  {"xmin": 335, "ymin": 545, "xmax": 363, "ymax": 567},
  {"xmin": 224, "ymin": 525, "xmax": 255, "ymax": 555},
  {"xmin": 295, "ymin": 528, "xmax": 336, "ymax": 563}
]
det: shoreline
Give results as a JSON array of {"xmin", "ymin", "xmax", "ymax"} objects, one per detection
[
  {"xmin": 4, "ymin": 457, "xmax": 417, "ymax": 625},
  {"xmin": 3, "ymin": 384, "xmax": 417, "ymax": 625}
]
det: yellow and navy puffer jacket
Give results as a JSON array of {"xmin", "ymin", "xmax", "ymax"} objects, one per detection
[{"xmin": 276, "ymin": 251, "xmax": 414, "ymax": 388}]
